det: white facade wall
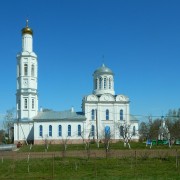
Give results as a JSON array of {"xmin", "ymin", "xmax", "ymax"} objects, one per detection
[
  {"xmin": 14, "ymin": 122, "xmax": 34, "ymax": 143},
  {"xmin": 34, "ymin": 121, "xmax": 85, "ymax": 142},
  {"xmin": 22, "ymin": 34, "xmax": 33, "ymax": 52},
  {"xmin": 83, "ymin": 93, "xmax": 138, "ymax": 141}
]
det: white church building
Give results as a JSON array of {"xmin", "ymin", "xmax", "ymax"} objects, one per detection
[{"xmin": 14, "ymin": 21, "xmax": 139, "ymax": 144}]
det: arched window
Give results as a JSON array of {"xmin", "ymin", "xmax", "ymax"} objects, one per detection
[
  {"xmin": 99, "ymin": 77, "xmax": 102, "ymax": 89},
  {"xmin": 17, "ymin": 65, "xmax": 19, "ymax": 77},
  {"xmin": 58, "ymin": 125, "xmax": 62, "ymax": 136},
  {"xmin": 95, "ymin": 79, "xmax": 98, "ymax": 89},
  {"xmin": 24, "ymin": 98, "xmax": 28, "ymax": 109},
  {"xmin": 39, "ymin": 125, "xmax": 43, "ymax": 137},
  {"xmin": 68, "ymin": 125, "xmax": 71, "ymax": 136},
  {"xmin": 91, "ymin": 125, "xmax": 95, "ymax": 137},
  {"xmin": 78, "ymin": 125, "xmax": 81, "ymax": 136},
  {"xmin": 120, "ymin": 126, "xmax": 124, "ymax": 137},
  {"xmin": 106, "ymin": 109, "xmax": 109, "ymax": 120},
  {"xmin": 31, "ymin": 64, "xmax": 34, "ymax": 76},
  {"xmin": 105, "ymin": 126, "xmax": 110, "ymax": 138},
  {"xmin": 32, "ymin": 99, "xmax": 34, "ymax": 109},
  {"xmin": 109, "ymin": 78, "xmax": 111, "ymax": 89},
  {"xmin": 104, "ymin": 78, "xmax": 107, "ymax": 89},
  {"xmin": 91, "ymin": 109, "xmax": 95, "ymax": 120},
  {"xmin": 19, "ymin": 64, "xmax": 21, "ymax": 76},
  {"xmin": 24, "ymin": 64, "xmax": 28, "ymax": 76},
  {"xmin": 133, "ymin": 126, "xmax": 136, "ymax": 136},
  {"xmin": 120, "ymin": 109, "xmax": 123, "ymax": 120},
  {"xmin": 49, "ymin": 125, "xmax": 52, "ymax": 137},
  {"xmin": 18, "ymin": 99, "xmax": 21, "ymax": 110}
]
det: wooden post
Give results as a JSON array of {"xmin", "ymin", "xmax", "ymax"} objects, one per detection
[{"xmin": 52, "ymin": 154, "xmax": 54, "ymax": 179}]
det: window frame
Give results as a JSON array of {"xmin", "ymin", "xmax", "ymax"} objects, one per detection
[
  {"xmin": 49, "ymin": 125, "xmax": 52, "ymax": 137},
  {"xmin": 91, "ymin": 125, "xmax": 95, "ymax": 137},
  {"xmin": 24, "ymin": 64, "xmax": 28, "ymax": 76},
  {"xmin": 31, "ymin": 64, "xmax": 35, "ymax": 77},
  {"xmin": 106, "ymin": 109, "xmax": 109, "ymax": 120},
  {"xmin": 120, "ymin": 126, "xmax": 124, "ymax": 137},
  {"xmin": 99, "ymin": 77, "xmax": 102, "ymax": 89},
  {"xmin": 120, "ymin": 109, "xmax": 123, "ymax": 120},
  {"xmin": 68, "ymin": 125, "xmax": 71, "ymax": 136},
  {"xmin": 91, "ymin": 109, "xmax": 95, "ymax": 120},
  {"xmin": 24, "ymin": 98, "xmax": 28, "ymax": 109},
  {"xmin": 109, "ymin": 78, "xmax": 111, "ymax": 89},
  {"xmin": 58, "ymin": 125, "xmax": 62, "ymax": 137},
  {"xmin": 133, "ymin": 126, "xmax": 136, "ymax": 136},
  {"xmin": 105, "ymin": 126, "xmax": 110, "ymax": 138},
  {"xmin": 39, "ymin": 125, "xmax": 43, "ymax": 137},
  {"xmin": 32, "ymin": 99, "xmax": 34, "ymax": 109},
  {"xmin": 78, "ymin": 125, "xmax": 81, "ymax": 136}
]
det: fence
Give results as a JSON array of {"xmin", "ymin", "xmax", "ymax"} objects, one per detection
[{"xmin": 0, "ymin": 149, "xmax": 179, "ymax": 179}]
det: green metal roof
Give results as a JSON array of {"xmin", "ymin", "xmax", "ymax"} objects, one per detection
[
  {"xmin": 33, "ymin": 110, "xmax": 86, "ymax": 122},
  {"xmin": 94, "ymin": 64, "xmax": 113, "ymax": 75}
]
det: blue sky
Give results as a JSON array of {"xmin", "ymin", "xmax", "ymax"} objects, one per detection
[{"xmin": 0, "ymin": 0, "xmax": 180, "ymax": 123}]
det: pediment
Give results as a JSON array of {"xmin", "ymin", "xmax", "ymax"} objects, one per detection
[
  {"xmin": 86, "ymin": 94, "xmax": 98, "ymax": 101},
  {"xmin": 116, "ymin": 95, "xmax": 129, "ymax": 102},
  {"xmin": 99, "ymin": 94, "xmax": 115, "ymax": 101}
]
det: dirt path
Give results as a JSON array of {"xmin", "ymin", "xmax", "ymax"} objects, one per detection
[{"xmin": 0, "ymin": 149, "xmax": 179, "ymax": 159}]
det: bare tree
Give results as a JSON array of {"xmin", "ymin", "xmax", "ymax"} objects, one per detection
[
  {"xmin": 81, "ymin": 130, "xmax": 91, "ymax": 159},
  {"xmin": 139, "ymin": 121, "xmax": 149, "ymax": 141},
  {"xmin": 3, "ymin": 108, "xmax": 15, "ymax": 143},
  {"xmin": 0, "ymin": 129, "xmax": 6, "ymax": 144},
  {"xmin": 116, "ymin": 122, "xmax": 138, "ymax": 149},
  {"xmin": 60, "ymin": 136, "xmax": 69, "ymax": 158},
  {"xmin": 100, "ymin": 127, "xmax": 112, "ymax": 158},
  {"xmin": 42, "ymin": 134, "xmax": 49, "ymax": 151}
]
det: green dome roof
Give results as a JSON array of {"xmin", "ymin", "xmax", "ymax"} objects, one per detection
[{"xmin": 94, "ymin": 64, "xmax": 113, "ymax": 75}]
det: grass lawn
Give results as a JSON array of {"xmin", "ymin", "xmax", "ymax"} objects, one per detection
[
  {"xmin": 0, "ymin": 156, "xmax": 179, "ymax": 179},
  {"xmin": 18, "ymin": 141, "xmax": 180, "ymax": 152},
  {"xmin": 0, "ymin": 142, "xmax": 179, "ymax": 179}
]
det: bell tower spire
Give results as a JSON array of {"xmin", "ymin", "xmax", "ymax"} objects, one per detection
[
  {"xmin": 16, "ymin": 20, "xmax": 38, "ymax": 121},
  {"xmin": 21, "ymin": 19, "xmax": 33, "ymax": 52}
]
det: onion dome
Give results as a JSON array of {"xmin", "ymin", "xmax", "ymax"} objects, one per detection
[
  {"xmin": 21, "ymin": 20, "xmax": 33, "ymax": 35},
  {"xmin": 94, "ymin": 64, "xmax": 113, "ymax": 75}
]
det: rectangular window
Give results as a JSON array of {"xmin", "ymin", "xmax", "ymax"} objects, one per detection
[
  {"xmin": 120, "ymin": 110, "xmax": 123, "ymax": 120},
  {"xmin": 39, "ymin": 125, "xmax": 43, "ymax": 137},
  {"xmin": 106, "ymin": 109, "xmax": 109, "ymax": 120},
  {"xmin": 31, "ymin": 64, "xmax": 35, "ymax": 77},
  {"xmin": 78, "ymin": 125, "xmax": 81, "ymax": 136},
  {"xmin": 91, "ymin": 125, "xmax": 95, "ymax": 137},
  {"xmin": 19, "ymin": 64, "xmax": 21, "ymax": 76},
  {"xmin": 58, "ymin": 125, "xmax": 62, "ymax": 136},
  {"xmin": 24, "ymin": 98, "xmax": 28, "ymax": 109},
  {"xmin": 91, "ymin": 109, "xmax": 95, "ymax": 120},
  {"xmin": 24, "ymin": 64, "xmax": 28, "ymax": 76},
  {"xmin": 18, "ymin": 99, "xmax": 21, "ymax": 110},
  {"xmin": 68, "ymin": 125, "xmax": 71, "ymax": 136},
  {"xmin": 32, "ymin": 99, "xmax": 34, "ymax": 109},
  {"xmin": 49, "ymin": 125, "xmax": 52, "ymax": 137},
  {"xmin": 104, "ymin": 78, "xmax": 106, "ymax": 89}
]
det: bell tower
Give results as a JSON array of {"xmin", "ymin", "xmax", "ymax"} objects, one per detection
[{"xmin": 16, "ymin": 20, "xmax": 38, "ymax": 121}]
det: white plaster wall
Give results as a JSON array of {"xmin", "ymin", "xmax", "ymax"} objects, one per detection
[
  {"xmin": 14, "ymin": 122, "xmax": 34, "ymax": 142},
  {"xmin": 83, "ymin": 94, "xmax": 136, "ymax": 140},
  {"xmin": 34, "ymin": 121, "xmax": 85, "ymax": 141},
  {"xmin": 22, "ymin": 34, "xmax": 33, "ymax": 52}
]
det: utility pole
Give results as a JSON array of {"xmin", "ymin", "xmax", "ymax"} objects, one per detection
[{"xmin": 96, "ymin": 109, "xmax": 99, "ymax": 148}]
